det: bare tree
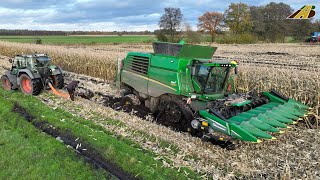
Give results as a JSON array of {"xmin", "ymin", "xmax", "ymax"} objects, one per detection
[
  {"xmin": 159, "ymin": 8, "xmax": 183, "ymax": 42},
  {"xmin": 198, "ymin": 12, "xmax": 224, "ymax": 42}
]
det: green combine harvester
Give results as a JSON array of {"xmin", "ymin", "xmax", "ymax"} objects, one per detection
[{"xmin": 115, "ymin": 41, "xmax": 310, "ymax": 143}]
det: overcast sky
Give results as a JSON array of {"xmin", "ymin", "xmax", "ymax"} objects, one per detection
[{"xmin": 0, "ymin": 0, "xmax": 318, "ymax": 31}]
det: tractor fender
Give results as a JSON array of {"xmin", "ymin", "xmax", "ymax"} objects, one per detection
[
  {"xmin": 4, "ymin": 71, "xmax": 19, "ymax": 89},
  {"xmin": 17, "ymin": 69, "xmax": 41, "ymax": 81}
]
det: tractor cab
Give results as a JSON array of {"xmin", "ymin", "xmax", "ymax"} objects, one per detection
[
  {"xmin": 10, "ymin": 54, "xmax": 51, "ymax": 72},
  {"xmin": 32, "ymin": 56, "xmax": 52, "ymax": 68}
]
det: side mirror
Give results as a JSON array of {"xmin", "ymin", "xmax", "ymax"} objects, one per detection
[
  {"xmin": 191, "ymin": 66, "xmax": 196, "ymax": 76},
  {"xmin": 9, "ymin": 59, "xmax": 12, "ymax": 63},
  {"xmin": 235, "ymin": 66, "xmax": 239, "ymax": 75}
]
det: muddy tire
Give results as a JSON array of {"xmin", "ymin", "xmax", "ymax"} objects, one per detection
[
  {"xmin": 19, "ymin": 74, "xmax": 42, "ymax": 95},
  {"xmin": 1, "ymin": 75, "xmax": 11, "ymax": 91},
  {"xmin": 51, "ymin": 74, "xmax": 64, "ymax": 89},
  {"xmin": 121, "ymin": 94, "xmax": 141, "ymax": 106},
  {"xmin": 119, "ymin": 87, "xmax": 132, "ymax": 97},
  {"xmin": 156, "ymin": 96, "xmax": 194, "ymax": 132}
]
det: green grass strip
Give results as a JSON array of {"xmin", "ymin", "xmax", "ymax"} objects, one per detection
[
  {"xmin": 0, "ymin": 94, "xmax": 109, "ymax": 179},
  {"xmin": 0, "ymin": 87, "xmax": 200, "ymax": 180}
]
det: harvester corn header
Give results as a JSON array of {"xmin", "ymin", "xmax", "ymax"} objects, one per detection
[{"xmin": 115, "ymin": 41, "xmax": 311, "ymax": 143}]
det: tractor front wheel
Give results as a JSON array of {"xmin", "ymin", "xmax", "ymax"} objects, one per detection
[
  {"xmin": 51, "ymin": 74, "xmax": 64, "ymax": 89},
  {"xmin": 1, "ymin": 75, "xmax": 11, "ymax": 91},
  {"xmin": 19, "ymin": 74, "xmax": 42, "ymax": 95}
]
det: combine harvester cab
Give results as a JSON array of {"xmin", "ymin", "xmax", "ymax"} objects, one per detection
[{"xmin": 116, "ymin": 41, "xmax": 311, "ymax": 143}]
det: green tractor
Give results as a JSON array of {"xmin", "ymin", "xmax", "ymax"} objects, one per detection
[
  {"xmin": 1, "ymin": 53, "xmax": 64, "ymax": 95},
  {"xmin": 116, "ymin": 41, "xmax": 310, "ymax": 143}
]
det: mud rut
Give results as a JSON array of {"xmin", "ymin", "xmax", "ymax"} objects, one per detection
[{"xmin": 12, "ymin": 102, "xmax": 135, "ymax": 180}]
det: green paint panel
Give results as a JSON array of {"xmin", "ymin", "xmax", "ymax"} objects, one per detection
[
  {"xmin": 121, "ymin": 70, "xmax": 148, "ymax": 94},
  {"xmin": 231, "ymin": 100, "xmax": 252, "ymax": 107},
  {"xmin": 265, "ymin": 111, "xmax": 294, "ymax": 124},
  {"xmin": 257, "ymin": 114, "xmax": 287, "ymax": 128},
  {"xmin": 246, "ymin": 109, "xmax": 266, "ymax": 115},
  {"xmin": 199, "ymin": 110, "xmax": 228, "ymax": 134},
  {"xmin": 192, "ymin": 77, "xmax": 202, "ymax": 93},
  {"xmin": 263, "ymin": 92, "xmax": 286, "ymax": 103},
  {"xmin": 150, "ymin": 55, "xmax": 179, "ymax": 71},
  {"xmin": 271, "ymin": 108, "xmax": 299, "ymax": 120},
  {"xmin": 178, "ymin": 44, "xmax": 217, "ymax": 59},
  {"xmin": 239, "ymin": 122, "xmax": 273, "ymax": 139},
  {"xmin": 148, "ymin": 67, "xmax": 179, "ymax": 97},
  {"xmin": 237, "ymin": 112, "xmax": 257, "ymax": 119},
  {"xmin": 254, "ymin": 107, "xmax": 273, "ymax": 112},
  {"xmin": 263, "ymin": 103, "xmax": 280, "ymax": 108},
  {"xmin": 277, "ymin": 105, "xmax": 305, "ymax": 117},
  {"xmin": 288, "ymin": 99, "xmax": 309, "ymax": 110},
  {"xmin": 229, "ymin": 123, "xmax": 259, "ymax": 142},
  {"xmin": 265, "ymin": 102, "xmax": 282, "ymax": 106},
  {"xmin": 282, "ymin": 103, "xmax": 307, "ymax": 113},
  {"xmin": 228, "ymin": 116, "xmax": 248, "ymax": 123},
  {"xmin": 248, "ymin": 117, "xmax": 279, "ymax": 132}
]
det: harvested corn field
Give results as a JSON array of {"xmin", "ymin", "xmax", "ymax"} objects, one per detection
[
  {"xmin": 0, "ymin": 42, "xmax": 319, "ymax": 179},
  {"xmin": 0, "ymin": 41, "xmax": 319, "ymax": 113}
]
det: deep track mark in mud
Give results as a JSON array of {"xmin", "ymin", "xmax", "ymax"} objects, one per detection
[
  {"xmin": 12, "ymin": 103, "xmax": 136, "ymax": 180},
  {"xmin": 254, "ymin": 52, "xmax": 290, "ymax": 56},
  {"xmin": 100, "ymin": 94, "xmax": 152, "ymax": 119}
]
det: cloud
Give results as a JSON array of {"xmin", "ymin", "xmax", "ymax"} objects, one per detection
[
  {"xmin": 0, "ymin": 0, "xmax": 74, "ymax": 9},
  {"xmin": 0, "ymin": 0, "xmax": 318, "ymax": 31}
]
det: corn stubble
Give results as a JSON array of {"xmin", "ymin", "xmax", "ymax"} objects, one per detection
[
  {"xmin": 0, "ymin": 41, "xmax": 319, "ymax": 178},
  {"xmin": 0, "ymin": 41, "xmax": 318, "ymax": 115}
]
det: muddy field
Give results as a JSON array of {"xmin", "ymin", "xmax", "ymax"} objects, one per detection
[{"xmin": 0, "ymin": 43, "xmax": 320, "ymax": 179}]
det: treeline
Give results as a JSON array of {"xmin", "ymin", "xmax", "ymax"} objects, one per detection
[
  {"xmin": 157, "ymin": 2, "xmax": 320, "ymax": 43},
  {"xmin": 0, "ymin": 29, "xmax": 154, "ymax": 36},
  {"xmin": 0, "ymin": 29, "xmax": 67, "ymax": 36},
  {"xmin": 249, "ymin": 3, "xmax": 320, "ymax": 42}
]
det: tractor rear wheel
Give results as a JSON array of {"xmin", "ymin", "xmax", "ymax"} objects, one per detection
[
  {"xmin": 19, "ymin": 74, "xmax": 42, "ymax": 95},
  {"xmin": 51, "ymin": 74, "xmax": 64, "ymax": 89},
  {"xmin": 156, "ymin": 96, "xmax": 194, "ymax": 132},
  {"xmin": 1, "ymin": 75, "xmax": 11, "ymax": 91}
]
